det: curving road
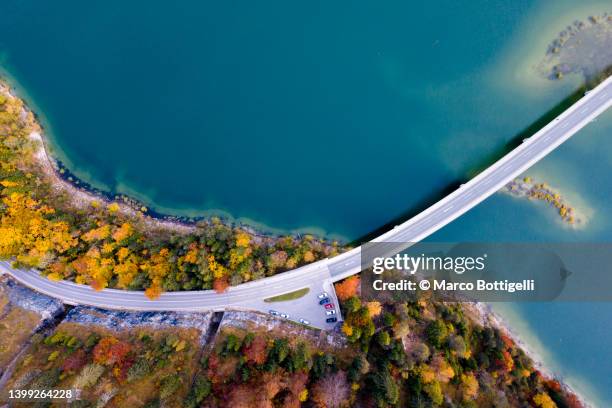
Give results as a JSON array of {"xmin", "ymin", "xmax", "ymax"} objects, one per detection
[{"xmin": 3, "ymin": 76, "xmax": 612, "ymax": 329}]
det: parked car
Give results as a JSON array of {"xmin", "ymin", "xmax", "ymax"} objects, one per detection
[
  {"xmin": 269, "ymin": 310, "xmax": 279, "ymax": 316},
  {"xmin": 318, "ymin": 292, "xmax": 329, "ymax": 299},
  {"xmin": 325, "ymin": 310, "xmax": 336, "ymax": 316},
  {"xmin": 326, "ymin": 317, "xmax": 337, "ymax": 323},
  {"xmin": 319, "ymin": 297, "xmax": 330, "ymax": 305},
  {"xmin": 299, "ymin": 318, "xmax": 310, "ymax": 325},
  {"xmin": 324, "ymin": 303, "xmax": 334, "ymax": 310},
  {"xmin": 280, "ymin": 313, "xmax": 290, "ymax": 319}
]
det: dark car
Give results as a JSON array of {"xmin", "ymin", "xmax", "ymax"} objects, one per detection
[
  {"xmin": 319, "ymin": 297, "xmax": 330, "ymax": 305},
  {"xmin": 326, "ymin": 317, "xmax": 337, "ymax": 323}
]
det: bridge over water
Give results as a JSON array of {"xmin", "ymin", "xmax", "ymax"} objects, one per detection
[{"xmin": 3, "ymin": 76, "xmax": 612, "ymax": 329}]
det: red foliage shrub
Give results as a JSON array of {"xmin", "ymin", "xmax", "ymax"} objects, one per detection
[
  {"xmin": 242, "ymin": 335, "xmax": 267, "ymax": 365},
  {"xmin": 93, "ymin": 336, "xmax": 131, "ymax": 366},
  {"xmin": 62, "ymin": 349, "xmax": 87, "ymax": 373}
]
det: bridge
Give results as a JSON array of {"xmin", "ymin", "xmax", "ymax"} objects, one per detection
[{"xmin": 2, "ymin": 76, "xmax": 611, "ymax": 329}]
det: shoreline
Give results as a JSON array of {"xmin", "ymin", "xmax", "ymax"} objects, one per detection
[
  {"xmin": 0, "ymin": 76, "xmax": 344, "ymax": 247},
  {"xmin": 0, "ymin": 77, "xmax": 594, "ymax": 407},
  {"xmin": 467, "ymin": 302, "xmax": 595, "ymax": 408}
]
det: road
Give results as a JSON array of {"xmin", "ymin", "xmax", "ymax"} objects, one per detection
[{"xmin": 3, "ymin": 76, "xmax": 612, "ymax": 329}]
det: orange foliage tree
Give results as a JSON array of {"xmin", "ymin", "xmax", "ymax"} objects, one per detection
[
  {"xmin": 335, "ymin": 276, "xmax": 360, "ymax": 301},
  {"xmin": 93, "ymin": 336, "xmax": 131, "ymax": 366},
  {"xmin": 213, "ymin": 276, "xmax": 230, "ymax": 293}
]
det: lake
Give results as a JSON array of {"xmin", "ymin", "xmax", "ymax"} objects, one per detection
[{"xmin": 1, "ymin": 0, "xmax": 611, "ymax": 404}]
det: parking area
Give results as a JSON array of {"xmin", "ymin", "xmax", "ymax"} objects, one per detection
[{"xmin": 247, "ymin": 279, "xmax": 343, "ymax": 330}]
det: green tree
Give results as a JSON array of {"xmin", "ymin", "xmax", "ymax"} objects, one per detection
[
  {"xmin": 369, "ymin": 369, "xmax": 399, "ymax": 406},
  {"xmin": 159, "ymin": 374, "xmax": 182, "ymax": 399},
  {"xmin": 424, "ymin": 380, "xmax": 443, "ymax": 406},
  {"xmin": 344, "ymin": 296, "xmax": 361, "ymax": 313},
  {"xmin": 426, "ymin": 320, "xmax": 448, "ymax": 349},
  {"xmin": 377, "ymin": 331, "xmax": 391, "ymax": 347},
  {"xmin": 185, "ymin": 375, "xmax": 211, "ymax": 408}
]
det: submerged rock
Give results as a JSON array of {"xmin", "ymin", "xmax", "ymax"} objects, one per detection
[{"xmin": 539, "ymin": 13, "xmax": 612, "ymax": 82}]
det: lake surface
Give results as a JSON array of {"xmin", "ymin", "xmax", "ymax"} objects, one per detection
[
  {"xmin": 0, "ymin": 0, "xmax": 593, "ymax": 240},
  {"xmin": 1, "ymin": 0, "xmax": 611, "ymax": 404}
]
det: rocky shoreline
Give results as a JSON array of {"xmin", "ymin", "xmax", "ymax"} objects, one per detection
[
  {"xmin": 2, "ymin": 77, "xmax": 339, "ymax": 246},
  {"xmin": 468, "ymin": 301, "xmax": 593, "ymax": 408}
]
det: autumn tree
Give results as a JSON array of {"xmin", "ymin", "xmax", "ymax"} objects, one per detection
[
  {"xmin": 431, "ymin": 354, "xmax": 455, "ymax": 383},
  {"xmin": 93, "ymin": 336, "xmax": 131, "ymax": 366},
  {"xmin": 213, "ymin": 276, "xmax": 229, "ymax": 293},
  {"xmin": 460, "ymin": 372, "xmax": 479, "ymax": 401},
  {"xmin": 285, "ymin": 371, "xmax": 309, "ymax": 401},
  {"xmin": 61, "ymin": 349, "xmax": 87, "ymax": 374},
  {"xmin": 261, "ymin": 372, "xmax": 283, "ymax": 402},
  {"xmin": 311, "ymin": 370, "xmax": 351, "ymax": 408},
  {"xmin": 225, "ymin": 384, "xmax": 262, "ymax": 408},
  {"xmin": 335, "ymin": 276, "xmax": 360, "ymax": 301},
  {"xmin": 366, "ymin": 301, "xmax": 382, "ymax": 317},
  {"xmin": 0, "ymin": 80, "xmax": 339, "ymax": 296},
  {"xmin": 533, "ymin": 393, "xmax": 558, "ymax": 408},
  {"xmin": 242, "ymin": 334, "xmax": 268, "ymax": 365}
]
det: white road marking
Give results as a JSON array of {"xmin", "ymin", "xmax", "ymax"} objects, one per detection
[{"xmin": 2, "ymin": 77, "xmax": 611, "ymax": 330}]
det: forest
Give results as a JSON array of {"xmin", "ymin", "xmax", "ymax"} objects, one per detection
[{"xmin": 0, "ymin": 84, "xmax": 339, "ymax": 297}]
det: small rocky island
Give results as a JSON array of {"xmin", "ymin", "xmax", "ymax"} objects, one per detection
[
  {"xmin": 539, "ymin": 13, "xmax": 612, "ymax": 82},
  {"xmin": 504, "ymin": 177, "xmax": 585, "ymax": 226}
]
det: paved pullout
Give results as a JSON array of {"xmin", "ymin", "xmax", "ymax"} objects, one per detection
[{"xmin": 3, "ymin": 76, "xmax": 611, "ymax": 329}]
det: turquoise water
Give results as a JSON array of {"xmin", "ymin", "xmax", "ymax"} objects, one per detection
[
  {"xmin": 430, "ymin": 115, "xmax": 612, "ymax": 406},
  {"xmin": 0, "ymin": 0, "xmax": 582, "ymax": 240},
  {"xmin": 1, "ymin": 0, "xmax": 612, "ymax": 404}
]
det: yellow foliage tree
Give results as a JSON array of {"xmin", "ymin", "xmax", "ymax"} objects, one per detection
[
  {"xmin": 420, "ymin": 365, "xmax": 435, "ymax": 384},
  {"xmin": 114, "ymin": 256, "xmax": 139, "ymax": 288},
  {"xmin": 144, "ymin": 248, "xmax": 171, "ymax": 291},
  {"xmin": 107, "ymin": 202, "xmax": 120, "ymax": 213},
  {"xmin": 366, "ymin": 301, "xmax": 382, "ymax": 317},
  {"xmin": 460, "ymin": 373, "xmax": 479, "ymax": 401},
  {"xmin": 208, "ymin": 254, "xmax": 227, "ymax": 279},
  {"xmin": 303, "ymin": 250, "xmax": 315, "ymax": 263},
  {"xmin": 0, "ymin": 192, "xmax": 77, "ymax": 267},
  {"xmin": 145, "ymin": 282, "xmax": 162, "ymax": 300},
  {"xmin": 342, "ymin": 323, "xmax": 354, "ymax": 337},
  {"xmin": 112, "ymin": 223, "xmax": 133, "ymax": 242},
  {"xmin": 71, "ymin": 247, "xmax": 114, "ymax": 291},
  {"xmin": 82, "ymin": 224, "xmax": 111, "ymax": 242},
  {"xmin": 235, "ymin": 232, "xmax": 250, "ymax": 248},
  {"xmin": 183, "ymin": 243, "xmax": 199, "ymax": 264},
  {"xmin": 533, "ymin": 393, "xmax": 557, "ymax": 408}
]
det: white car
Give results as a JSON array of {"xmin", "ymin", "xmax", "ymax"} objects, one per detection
[
  {"xmin": 280, "ymin": 313, "xmax": 290, "ymax": 319},
  {"xmin": 318, "ymin": 292, "xmax": 329, "ymax": 299},
  {"xmin": 325, "ymin": 310, "xmax": 336, "ymax": 316},
  {"xmin": 299, "ymin": 318, "xmax": 310, "ymax": 325},
  {"xmin": 269, "ymin": 310, "xmax": 279, "ymax": 316}
]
